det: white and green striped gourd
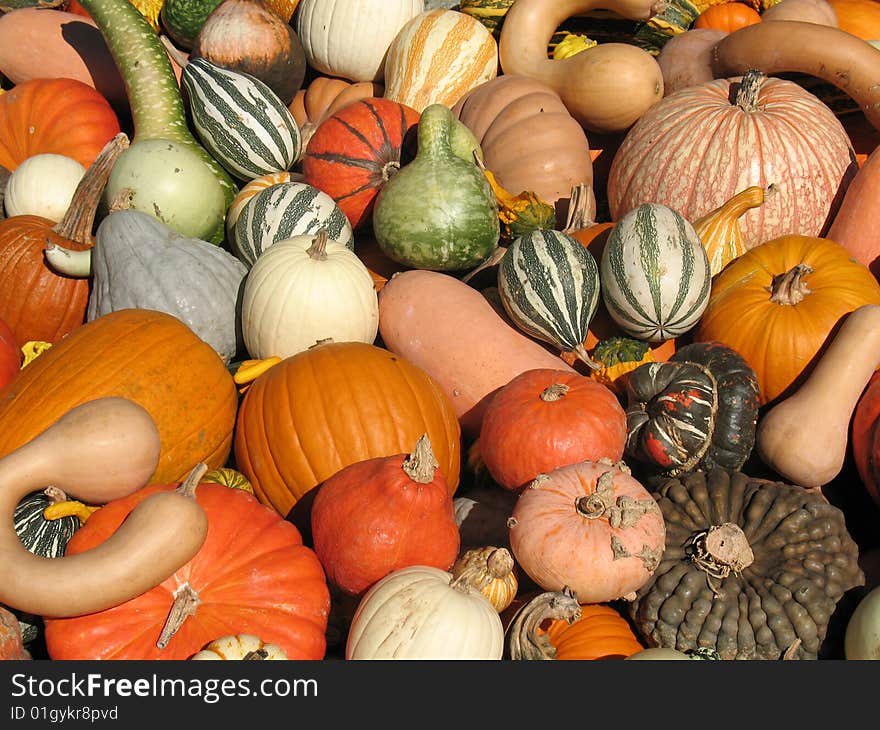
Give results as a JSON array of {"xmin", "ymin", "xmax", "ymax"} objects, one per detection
[
  {"xmin": 179, "ymin": 56, "xmax": 302, "ymax": 182},
  {"xmin": 233, "ymin": 181, "xmax": 354, "ymax": 267},
  {"xmin": 600, "ymin": 203, "xmax": 711, "ymax": 342},
  {"xmin": 497, "ymin": 228, "xmax": 600, "ymax": 368}
]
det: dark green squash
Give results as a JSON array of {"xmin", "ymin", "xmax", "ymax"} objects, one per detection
[{"xmin": 628, "ymin": 468, "xmax": 864, "ymax": 660}]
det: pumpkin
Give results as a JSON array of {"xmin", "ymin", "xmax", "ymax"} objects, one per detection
[
  {"xmin": 826, "ymin": 0, "xmax": 880, "ymax": 38},
  {"xmin": 296, "ymin": 0, "xmax": 423, "ymax": 82},
  {"xmin": 845, "ymin": 585, "xmax": 880, "ymax": 659},
  {"xmin": 0, "ymin": 309, "xmax": 238, "ymax": 485},
  {"xmin": 3, "ymin": 154, "xmax": 86, "ymax": 222},
  {"xmin": 694, "ymin": 234, "xmax": 880, "ymax": 405},
  {"xmin": 694, "ymin": 1, "xmax": 762, "ymax": 30},
  {"xmin": 452, "ymin": 73, "xmax": 594, "ymax": 210},
  {"xmin": 240, "ymin": 229, "xmax": 378, "ymax": 360},
  {"xmin": 0, "ymin": 604, "xmax": 29, "ymax": 660},
  {"xmin": 383, "ymin": 9, "xmax": 499, "ymax": 113},
  {"xmin": 850, "ymin": 370, "xmax": 880, "ymax": 508},
  {"xmin": 0, "ymin": 133, "xmax": 126, "ymax": 346},
  {"xmin": 508, "ymin": 459, "xmax": 666, "ymax": 604},
  {"xmin": 43, "ymin": 480, "xmax": 330, "ymax": 660},
  {"xmin": 607, "ymin": 69, "xmax": 857, "ymax": 251},
  {"xmin": 0, "ymin": 77, "xmax": 120, "ymax": 172},
  {"xmin": 191, "ymin": 634, "xmax": 288, "ymax": 660},
  {"xmin": 234, "ymin": 340, "xmax": 462, "ymax": 517},
  {"xmin": 289, "ymin": 76, "xmax": 384, "ymax": 149},
  {"xmin": 478, "ymin": 368, "xmax": 628, "ymax": 492},
  {"xmin": 628, "ymin": 468, "xmax": 864, "ymax": 660},
  {"xmin": 310, "ymin": 435, "xmax": 460, "ymax": 597},
  {"xmin": 761, "ymin": 0, "xmax": 839, "ymax": 24},
  {"xmin": 450, "ymin": 546, "xmax": 518, "ymax": 613},
  {"xmin": 345, "ymin": 565, "xmax": 504, "ymax": 659},
  {"xmin": 0, "ymin": 316, "xmax": 18, "ymax": 390}
]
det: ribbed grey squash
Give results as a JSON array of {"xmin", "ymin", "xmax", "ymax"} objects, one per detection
[{"xmin": 87, "ymin": 210, "xmax": 249, "ymax": 363}]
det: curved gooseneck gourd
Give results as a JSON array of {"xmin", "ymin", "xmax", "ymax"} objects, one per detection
[
  {"xmin": 0, "ymin": 398, "xmax": 209, "ymax": 618},
  {"xmin": 497, "ymin": 0, "xmax": 666, "ymax": 134}
]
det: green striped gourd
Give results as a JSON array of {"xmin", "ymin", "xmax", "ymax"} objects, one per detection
[
  {"xmin": 179, "ymin": 57, "xmax": 302, "ymax": 182},
  {"xmin": 497, "ymin": 229, "xmax": 600, "ymax": 367},
  {"xmin": 233, "ymin": 181, "xmax": 354, "ymax": 267},
  {"xmin": 600, "ymin": 203, "xmax": 711, "ymax": 342}
]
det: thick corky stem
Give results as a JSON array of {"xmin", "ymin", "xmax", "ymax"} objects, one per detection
[
  {"xmin": 734, "ymin": 68, "xmax": 765, "ymax": 113},
  {"xmin": 157, "ymin": 582, "xmax": 200, "ymax": 649},
  {"xmin": 768, "ymin": 264, "xmax": 813, "ymax": 305},
  {"xmin": 507, "ymin": 587, "xmax": 581, "ymax": 660},
  {"xmin": 540, "ymin": 383, "xmax": 569, "ymax": 402},
  {"xmin": 306, "ymin": 229, "xmax": 330, "ymax": 261},
  {"xmin": 402, "ymin": 434, "xmax": 438, "ymax": 484}
]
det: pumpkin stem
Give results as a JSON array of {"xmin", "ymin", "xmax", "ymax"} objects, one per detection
[
  {"xmin": 768, "ymin": 264, "xmax": 813, "ymax": 305},
  {"xmin": 402, "ymin": 434, "xmax": 438, "ymax": 484},
  {"xmin": 734, "ymin": 69, "xmax": 766, "ymax": 113},
  {"xmin": 43, "ymin": 485, "xmax": 68, "ymax": 505},
  {"xmin": 688, "ymin": 522, "xmax": 754, "ymax": 595},
  {"xmin": 540, "ymin": 383, "xmax": 569, "ymax": 402},
  {"xmin": 381, "ymin": 159, "xmax": 401, "ymax": 183},
  {"xmin": 243, "ymin": 648, "xmax": 270, "ymax": 660},
  {"xmin": 307, "ymin": 229, "xmax": 330, "ymax": 260},
  {"xmin": 563, "ymin": 183, "xmax": 598, "ymax": 233},
  {"xmin": 177, "ymin": 463, "xmax": 208, "ymax": 499},
  {"xmin": 506, "ymin": 586, "xmax": 581, "ymax": 660},
  {"xmin": 157, "ymin": 582, "xmax": 200, "ymax": 650}
]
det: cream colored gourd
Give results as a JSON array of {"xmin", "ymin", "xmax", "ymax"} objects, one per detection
[
  {"xmin": 296, "ymin": 0, "xmax": 423, "ymax": 82},
  {"xmin": 345, "ymin": 565, "xmax": 504, "ymax": 659},
  {"xmin": 498, "ymin": 0, "xmax": 665, "ymax": 133},
  {"xmin": 0, "ymin": 397, "xmax": 208, "ymax": 618},
  {"xmin": 384, "ymin": 9, "xmax": 499, "ymax": 113},
  {"xmin": 4, "ymin": 154, "xmax": 86, "ymax": 221},
  {"xmin": 756, "ymin": 304, "xmax": 880, "ymax": 488},
  {"xmin": 241, "ymin": 229, "xmax": 379, "ymax": 360},
  {"xmin": 191, "ymin": 634, "xmax": 288, "ymax": 660},
  {"xmin": 845, "ymin": 585, "xmax": 880, "ymax": 659}
]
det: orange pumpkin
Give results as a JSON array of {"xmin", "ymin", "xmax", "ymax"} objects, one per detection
[
  {"xmin": 289, "ymin": 75, "xmax": 384, "ymax": 148},
  {"xmin": 234, "ymin": 340, "xmax": 462, "ymax": 517},
  {"xmin": 851, "ymin": 370, "xmax": 880, "ymax": 508},
  {"xmin": 694, "ymin": 234, "xmax": 880, "ymax": 405},
  {"xmin": 0, "ymin": 77, "xmax": 120, "ymax": 171},
  {"xmin": 44, "ymin": 481, "xmax": 330, "ymax": 660},
  {"xmin": 543, "ymin": 603, "xmax": 645, "ymax": 660},
  {"xmin": 827, "ymin": 0, "xmax": 880, "ymax": 39},
  {"xmin": 694, "ymin": 2, "xmax": 762, "ymax": 32},
  {"xmin": 0, "ymin": 316, "xmax": 19, "ymax": 391}
]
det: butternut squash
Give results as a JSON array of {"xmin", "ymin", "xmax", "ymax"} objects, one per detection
[
  {"xmin": 656, "ymin": 28, "xmax": 727, "ymax": 96},
  {"xmin": 0, "ymin": 397, "xmax": 208, "ymax": 618},
  {"xmin": 756, "ymin": 304, "xmax": 880, "ymax": 488},
  {"xmin": 710, "ymin": 20, "xmax": 880, "ymax": 132},
  {"xmin": 497, "ymin": 0, "xmax": 665, "ymax": 134},
  {"xmin": 377, "ymin": 270, "xmax": 576, "ymax": 437}
]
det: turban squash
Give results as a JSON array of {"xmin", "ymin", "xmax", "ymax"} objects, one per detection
[{"xmin": 628, "ymin": 468, "xmax": 864, "ymax": 660}]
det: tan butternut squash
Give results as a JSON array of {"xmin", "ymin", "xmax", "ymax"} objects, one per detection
[
  {"xmin": 656, "ymin": 28, "xmax": 727, "ymax": 96},
  {"xmin": 377, "ymin": 270, "xmax": 576, "ymax": 437},
  {"xmin": 497, "ymin": 0, "xmax": 665, "ymax": 134},
  {"xmin": 0, "ymin": 397, "xmax": 208, "ymax": 618},
  {"xmin": 756, "ymin": 303, "xmax": 880, "ymax": 488}
]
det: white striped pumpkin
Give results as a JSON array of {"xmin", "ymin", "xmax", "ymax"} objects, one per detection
[
  {"xmin": 232, "ymin": 181, "xmax": 354, "ymax": 267},
  {"xmin": 383, "ymin": 9, "xmax": 499, "ymax": 113},
  {"xmin": 180, "ymin": 57, "xmax": 302, "ymax": 182},
  {"xmin": 241, "ymin": 229, "xmax": 378, "ymax": 360},
  {"xmin": 600, "ymin": 203, "xmax": 711, "ymax": 342},
  {"xmin": 497, "ymin": 229, "xmax": 600, "ymax": 363},
  {"xmin": 296, "ymin": 0, "xmax": 423, "ymax": 82}
]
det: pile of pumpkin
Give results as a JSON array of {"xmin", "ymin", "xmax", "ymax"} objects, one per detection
[{"xmin": 1, "ymin": 0, "xmax": 880, "ymax": 662}]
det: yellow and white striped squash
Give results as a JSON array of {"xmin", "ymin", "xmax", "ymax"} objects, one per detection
[
  {"xmin": 383, "ymin": 9, "xmax": 499, "ymax": 113},
  {"xmin": 191, "ymin": 634, "xmax": 288, "ymax": 660}
]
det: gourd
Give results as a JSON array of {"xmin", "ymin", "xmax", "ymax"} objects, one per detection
[
  {"xmin": 160, "ymin": 0, "xmax": 225, "ymax": 49},
  {"xmin": 628, "ymin": 468, "xmax": 864, "ymax": 659},
  {"xmin": 223, "ymin": 170, "xmax": 296, "ymax": 241},
  {"xmin": 478, "ymin": 368, "xmax": 627, "ymax": 492},
  {"xmin": 373, "ymin": 103, "xmax": 499, "ymax": 272},
  {"xmin": 43, "ymin": 473, "xmax": 329, "ymax": 660},
  {"xmin": 845, "ymin": 585, "xmax": 880, "ymax": 659},
  {"xmin": 377, "ymin": 269, "xmax": 577, "ymax": 437},
  {"xmin": 190, "ymin": 634, "xmax": 288, "ymax": 660},
  {"xmin": 655, "ymin": 28, "xmax": 727, "ymax": 96},
  {"xmin": 761, "ymin": 0, "xmax": 838, "ymax": 24},
  {"xmin": 599, "ymin": 203, "xmax": 711, "ymax": 342},
  {"xmin": 508, "ymin": 459, "xmax": 666, "ymax": 604},
  {"xmin": 76, "ymin": 0, "xmax": 236, "ymax": 244},
  {"xmin": 450, "ymin": 547, "xmax": 518, "ymax": 613},
  {"xmin": 296, "ymin": 0, "xmax": 423, "ymax": 83},
  {"xmin": 3, "ymin": 154, "xmax": 86, "ymax": 221},
  {"xmin": 828, "ymin": 144, "xmax": 880, "ymax": 278},
  {"xmin": 240, "ymin": 229, "xmax": 378, "ymax": 360},
  {"xmin": 0, "ymin": 397, "xmax": 209, "ymax": 618},
  {"xmin": 345, "ymin": 565, "xmax": 504, "ymax": 659},
  {"xmin": 852, "ymin": 372, "xmax": 880, "ymax": 509},
  {"xmin": 289, "ymin": 78, "xmax": 384, "ymax": 150},
  {"xmin": 497, "ymin": 0, "xmax": 666, "ymax": 134},
  {"xmin": 310, "ymin": 435, "xmax": 460, "ymax": 597},
  {"xmin": 756, "ymin": 304, "xmax": 880, "ymax": 488}
]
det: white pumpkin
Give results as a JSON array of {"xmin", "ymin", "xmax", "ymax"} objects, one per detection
[
  {"xmin": 4, "ymin": 153, "xmax": 86, "ymax": 221},
  {"xmin": 296, "ymin": 0, "xmax": 423, "ymax": 82},
  {"xmin": 191, "ymin": 634, "xmax": 288, "ymax": 660},
  {"xmin": 346, "ymin": 565, "xmax": 505, "ymax": 660},
  {"xmin": 845, "ymin": 585, "xmax": 880, "ymax": 659},
  {"xmin": 241, "ymin": 229, "xmax": 379, "ymax": 360}
]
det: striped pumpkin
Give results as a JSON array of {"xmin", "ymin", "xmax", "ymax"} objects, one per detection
[
  {"xmin": 180, "ymin": 57, "xmax": 302, "ymax": 182},
  {"xmin": 600, "ymin": 203, "xmax": 711, "ymax": 342},
  {"xmin": 301, "ymin": 97, "xmax": 420, "ymax": 230},
  {"xmin": 232, "ymin": 181, "xmax": 354, "ymax": 267},
  {"xmin": 497, "ymin": 229, "xmax": 600, "ymax": 365},
  {"xmin": 383, "ymin": 9, "xmax": 499, "ymax": 113}
]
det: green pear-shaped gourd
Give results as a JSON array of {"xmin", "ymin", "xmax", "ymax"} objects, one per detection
[{"xmin": 372, "ymin": 104, "xmax": 499, "ymax": 272}]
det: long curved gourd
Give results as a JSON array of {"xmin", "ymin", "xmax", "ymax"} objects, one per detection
[
  {"xmin": 75, "ymin": 0, "xmax": 236, "ymax": 242},
  {"xmin": 0, "ymin": 398, "xmax": 209, "ymax": 618},
  {"xmin": 710, "ymin": 20, "xmax": 880, "ymax": 132},
  {"xmin": 497, "ymin": 0, "xmax": 665, "ymax": 134}
]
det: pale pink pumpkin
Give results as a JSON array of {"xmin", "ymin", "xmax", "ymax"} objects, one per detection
[
  {"xmin": 607, "ymin": 70, "xmax": 857, "ymax": 250},
  {"xmin": 508, "ymin": 460, "xmax": 665, "ymax": 605}
]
